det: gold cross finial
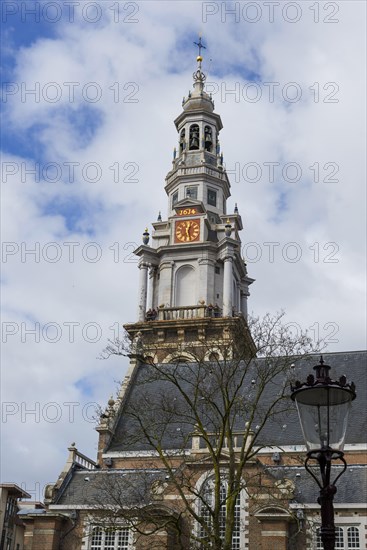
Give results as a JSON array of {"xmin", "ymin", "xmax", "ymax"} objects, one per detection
[{"xmin": 194, "ymin": 35, "xmax": 206, "ymax": 60}]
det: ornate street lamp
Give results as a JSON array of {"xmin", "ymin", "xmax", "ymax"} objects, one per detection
[{"xmin": 291, "ymin": 357, "xmax": 356, "ymax": 550}]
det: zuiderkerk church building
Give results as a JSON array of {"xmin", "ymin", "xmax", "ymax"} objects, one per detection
[{"xmin": 17, "ymin": 48, "xmax": 366, "ymax": 550}]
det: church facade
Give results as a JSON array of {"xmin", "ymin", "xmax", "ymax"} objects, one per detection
[{"xmin": 20, "ymin": 51, "xmax": 366, "ymax": 550}]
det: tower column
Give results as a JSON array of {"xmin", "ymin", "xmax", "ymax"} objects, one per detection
[
  {"xmin": 241, "ymin": 288, "xmax": 249, "ymax": 319},
  {"xmin": 223, "ymin": 254, "xmax": 233, "ymax": 316},
  {"xmin": 148, "ymin": 266, "xmax": 156, "ymax": 310},
  {"xmin": 137, "ymin": 262, "xmax": 149, "ymax": 321},
  {"xmin": 170, "ymin": 261, "xmax": 175, "ymax": 306}
]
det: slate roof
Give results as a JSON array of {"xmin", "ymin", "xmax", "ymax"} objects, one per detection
[
  {"xmin": 266, "ymin": 465, "xmax": 367, "ymax": 505},
  {"xmin": 107, "ymin": 351, "xmax": 367, "ymax": 453},
  {"xmin": 54, "ymin": 351, "xmax": 366, "ymax": 510},
  {"xmin": 54, "ymin": 465, "xmax": 367, "ymax": 508},
  {"xmin": 55, "ymin": 469, "xmax": 168, "ymax": 506}
]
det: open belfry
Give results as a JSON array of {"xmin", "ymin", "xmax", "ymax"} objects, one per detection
[{"xmin": 20, "ymin": 44, "xmax": 366, "ymax": 550}]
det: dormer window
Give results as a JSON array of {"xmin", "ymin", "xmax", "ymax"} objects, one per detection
[
  {"xmin": 207, "ymin": 188, "xmax": 217, "ymax": 207},
  {"xmin": 204, "ymin": 125, "xmax": 213, "ymax": 152},
  {"xmin": 189, "ymin": 124, "xmax": 200, "ymax": 150}
]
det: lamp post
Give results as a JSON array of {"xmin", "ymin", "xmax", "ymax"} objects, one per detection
[{"xmin": 291, "ymin": 357, "xmax": 356, "ymax": 550}]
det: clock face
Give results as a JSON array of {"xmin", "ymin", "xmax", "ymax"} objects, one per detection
[{"xmin": 175, "ymin": 219, "xmax": 200, "ymax": 243}]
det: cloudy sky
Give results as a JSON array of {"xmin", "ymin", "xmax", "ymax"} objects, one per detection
[{"xmin": 1, "ymin": 1, "xmax": 366, "ymax": 498}]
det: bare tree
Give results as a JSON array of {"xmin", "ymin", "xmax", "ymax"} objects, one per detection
[{"xmin": 91, "ymin": 312, "xmax": 322, "ymax": 549}]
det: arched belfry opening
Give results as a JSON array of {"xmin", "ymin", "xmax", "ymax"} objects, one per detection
[
  {"xmin": 179, "ymin": 128, "xmax": 185, "ymax": 153},
  {"xmin": 204, "ymin": 125, "xmax": 213, "ymax": 152},
  {"xmin": 175, "ymin": 265, "xmax": 197, "ymax": 307},
  {"xmin": 189, "ymin": 124, "xmax": 200, "ymax": 150}
]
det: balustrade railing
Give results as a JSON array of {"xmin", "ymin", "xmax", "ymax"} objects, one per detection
[
  {"xmin": 166, "ymin": 164, "xmax": 225, "ymax": 185},
  {"xmin": 191, "ymin": 431, "xmax": 253, "ymax": 452},
  {"xmin": 155, "ymin": 305, "xmax": 222, "ymax": 321},
  {"xmin": 69, "ymin": 447, "xmax": 97, "ymax": 470}
]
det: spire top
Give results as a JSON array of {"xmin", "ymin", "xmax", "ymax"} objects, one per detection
[
  {"xmin": 192, "ymin": 35, "xmax": 207, "ymax": 89},
  {"xmin": 181, "ymin": 35, "xmax": 213, "ymax": 113},
  {"xmin": 194, "ymin": 35, "xmax": 206, "ymax": 60}
]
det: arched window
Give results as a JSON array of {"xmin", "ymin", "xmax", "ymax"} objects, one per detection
[
  {"xmin": 335, "ymin": 527, "xmax": 345, "ymax": 549},
  {"xmin": 204, "ymin": 125, "xmax": 213, "ymax": 152},
  {"xmin": 175, "ymin": 265, "xmax": 196, "ymax": 307},
  {"xmin": 189, "ymin": 124, "xmax": 200, "ymax": 150},
  {"xmin": 347, "ymin": 527, "xmax": 360, "ymax": 548},
  {"xmin": 172, "ymin": 355, "xmax": 191, "ymax": 363},
  {"xmin": 316, "ymin": 528, "xmax": 323, "ymax": 549},
  {"xmin": 197, "ymin": 479, "xmax": 241, "ymax": 549},
  {"xmin": 90, "ymin": 527, "xmax": 103, "ymax": 549}
]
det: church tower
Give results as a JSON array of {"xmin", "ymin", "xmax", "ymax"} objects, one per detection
[
  {"xmin": 124, "ymin": 43, "xmax": 254, "ymax": 361},
  {"xmin": 20, "ymin": 41, "xmax": 366, "ymax": 550}
]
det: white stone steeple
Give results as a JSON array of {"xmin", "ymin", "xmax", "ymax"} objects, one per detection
[{"xmin": 133, "ymin": 42, "xmax": 254, "ymax": 324}]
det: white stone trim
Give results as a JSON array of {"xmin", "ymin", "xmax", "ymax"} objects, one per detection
[
  {"xmin": 290, "ymin": 503, "xmax": 367, "ymax": 509},
  {"xmin": 49, "ymin": 505, "xmax": 101, "ymax": 510},
  {"xmin": 102, "ymin": 444, "xmax": 366, "ymax": 458},
  {"xmin": 102, "ymin": 450, "xmax": 191, "ymax": 458},
  {"xmin": 255, "ymin": 444, "xmax": 367, "ymax": 453}
]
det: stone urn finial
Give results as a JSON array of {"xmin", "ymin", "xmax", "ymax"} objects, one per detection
[
  {"xmin": 225, "ymin": 219, "xmax": 232, "ymax": 237},
  {"xmin": 142, "ymin": 228, "xmax": 150, "ymax": 245}
]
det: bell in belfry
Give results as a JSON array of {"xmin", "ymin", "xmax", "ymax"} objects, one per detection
[
  {"xmin": 204, "ymin": 125, "xmax": 213, "ymax": 152},
  {"xmin": 189, "ymin": 125, "xmax": 200, "ymax": 150}
]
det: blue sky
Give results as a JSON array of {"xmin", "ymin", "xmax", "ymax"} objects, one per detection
[
  {"xmin": 1, "ymin": 0, "xmax": 366, "ymax": 494},
  {"xmin": 2, "ymin": 2, "xmax": 58, "ymax": 54}
]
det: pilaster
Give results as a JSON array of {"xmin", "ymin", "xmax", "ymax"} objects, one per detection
[
  {"xmin": 223, "ymin": 253, "xmax": 233, "ymax": 317},
  {"xmin": 198, "ymin": 257, "xmax": 215, "ymax": 305},
  {"xmin": 137, "ymin": 261, "xmax": 149, "ymax": 322}
]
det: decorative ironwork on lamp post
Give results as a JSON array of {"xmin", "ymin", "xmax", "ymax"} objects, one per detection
[{"xmin": 291, "ymin": 357, "xmax": 356, "ymax": 550}]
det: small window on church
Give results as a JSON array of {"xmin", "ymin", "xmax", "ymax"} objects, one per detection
[
  {"xmin": 172, "ymin": 191, "xmax": 178, "ymax": 207},
  {"xmin": 186, "ymin": 186, "xmax": 198, "ymax": 199},
  {"xmin": 90, "ymin": 526, "xmax": 132, "ymax": 550},
  {"xmin": 207, "ymin": 188, "xmax": 217, "ymax": 207},
  {"xmin": 215, "ymin": 266, "xmax": 220, "ymax": 275},
  {"xmin": 189, "ymin": 124, "xmax": 200, "ymax": 150},
  {"xmin": 316, "ymin": 526, "xmax": 347, "ymax": 549}
]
